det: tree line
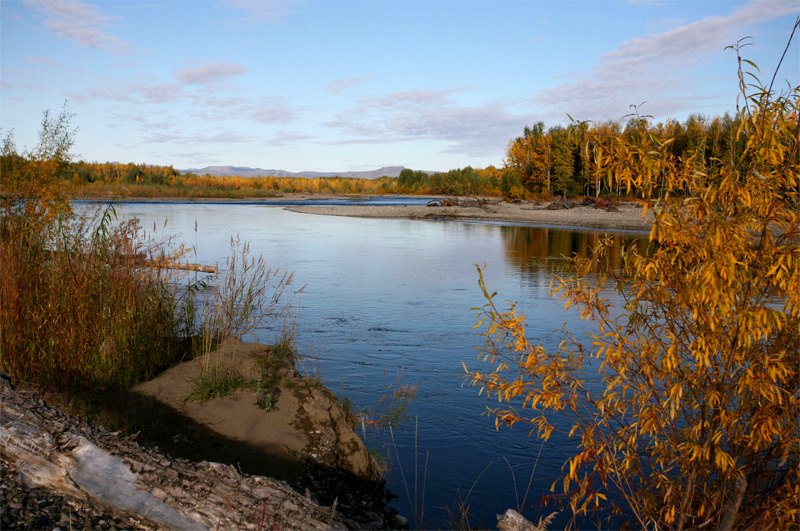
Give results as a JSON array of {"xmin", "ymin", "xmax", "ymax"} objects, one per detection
[
  {"xmin": 0, "ymin": 109, "xmax": 765, "ymax": 202},
  {"xmin": 504, "ymin": 112, "xmax": 748, "ymax": 199}
]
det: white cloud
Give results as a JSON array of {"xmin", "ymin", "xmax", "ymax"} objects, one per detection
[
  {"xmin": 534, "ymin": 0, "xmax": 798, "ymax": 122},
  {"xmin": 324, "ymin": 75, "xmax": 376, "ymax": 95},
  {"xmin": 74, "ymin": 78, "xmax": 299, "ymax": 128},
  {"xmin": 606, "ymin": 0, "xmax": 796, "ymax": 68},
  {"xmin": 134, "ymin": 83, "xmax": 186, "ymax": 103},
  {"xmin": 174, "ymin": 62, "xmax": 248, "ymax": 85},
  {"xmin": 325, "ymin": 89, "xmax": 532, "ymax": 156},
  {"xmin": 267, "ymin": 130, "xmax": 314, "ymax": 147},
  {"xmin": 251, "ymin": 107, "xmax": 295, "ymax": 123},
  {"xmin": 30, "ymin": 55, "xmax": 65, "ymax": 67},
  {"xmin": 24, "ymin": 0, "xmax": 129, "ymax": 52},
  {"xmin": 74, "ymin": 82, "xmax": 185, "ymax": 104},
  {"xmin": 144, "ymin": 130, "xmax": 252, "ymax": 146},
  {"xmin": 194, "ymin": 96, "xmax": 297, "ymax": 124}
]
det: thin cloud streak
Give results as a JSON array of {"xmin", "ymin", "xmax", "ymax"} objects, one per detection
[
  {"xmin": 73, "ymin": 82, "xmax": 185, "ymax": 104},
  {"xmin": 606, "ymin": 0, "xmax": 798, "ymax": 67},
  {"xmin": 267, "ymin": 130, "xmax": 315, "ymax": 147},
  {"xmin": 325, "ymin": 89, "xmax": 532, "ymax": 156},
  {"xmin": 24, "ymin": 0, "xmax": 130, "ymax": 52},
  {"xmin": 251, "ymin": 107, "xmax": 295, "ymax": 124},
  {"xmin": 217, "ymin": 0, "xmax": 296, "ymax": 22},
  {"xmin": 74, "ymin": 78, "xmax": 300, "ymax": 127},
  {"xmin": 536, "ymin": 0, "xmax": 798, "ymax": 122},
  {"xmin": 174, "ymin": 62, "xmax": 248, "ymax": 85},
  {"xmin": 324, "ymin": 75, "xmax": 375, "ymax": 95}
]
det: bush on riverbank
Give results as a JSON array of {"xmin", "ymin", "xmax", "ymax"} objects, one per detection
[
  {"xmin": 0, "ymin": 106, "xmax": 296, "ymax": 397},
  {"xmin": 1, "ymin": 107, "xmax": 190, "ymax": 392},
  {"xmin": 466, "ymin": 36, "xmax": 799, "ymax": 529}
]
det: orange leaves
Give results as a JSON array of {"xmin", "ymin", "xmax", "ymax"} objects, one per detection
[{"xmin": 465, "ymin": 36, "xmax": 800, "ymax": 530}]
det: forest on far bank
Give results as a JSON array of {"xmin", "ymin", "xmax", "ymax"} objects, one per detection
[{"xmin": 1, "ymin": 110, "xmax": 753, "ymax": 201}]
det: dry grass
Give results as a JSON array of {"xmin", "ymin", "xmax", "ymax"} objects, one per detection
[{"xmin": 0, "ymin": 203, "xmax": 189, "ymax": 392}]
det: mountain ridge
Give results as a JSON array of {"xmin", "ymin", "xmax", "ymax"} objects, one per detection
[{"xmin": 179, "ymin": 165, "xmax": 410, "ymax": 179}]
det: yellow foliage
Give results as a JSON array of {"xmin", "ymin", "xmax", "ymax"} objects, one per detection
[
  {"xmin": 1, "ymin": 103, "xmax": 75, "ymax": 227},
  {"xmin": 465, "ymin": 35, "xmax": 799, "ymax": 531}
]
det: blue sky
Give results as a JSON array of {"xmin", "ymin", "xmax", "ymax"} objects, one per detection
[{"xmin": 1, "ymin": 0, "xmax": 798, "ymax": 172}]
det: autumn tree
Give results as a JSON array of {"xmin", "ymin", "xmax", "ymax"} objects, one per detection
[
  {"xmin": 1, "ymin": 103, "xmax": 76, "ymax": 229},
  {"xmin": 465, "ymin": 35, "xmax": 799, "ymax": 530},
  {"xmin": 506, "ymin": 122, "xmax": 552, "ymax": 198},
  {"xmin": 548, "ymin": 125, "xmax": 577, "ymax": 196}
]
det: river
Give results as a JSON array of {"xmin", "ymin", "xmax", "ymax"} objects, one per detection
[{"xmin": 105, "ymin": 199, "xmax": 648, "ymax": 529}]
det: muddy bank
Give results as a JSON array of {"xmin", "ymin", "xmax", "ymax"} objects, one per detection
[
  {"xmin": 287, "ymin": 198, "xmax": 654, "ymax": 232},
  {"xmin": 132, "ymin": 338, "xmax": 374, "ymax": 481},
  {"xmin": 126, "ymin": 338, "xmax": 398, "ymax": 528}
]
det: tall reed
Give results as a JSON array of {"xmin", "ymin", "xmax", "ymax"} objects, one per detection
[
  {"xmin": 185, "ymin": 235, "xmax": 299, "ymax": 401},
  {"xmin": 0, "ymin": 204, "xmax": 187, "ymax": 392},
  {"xmin": 2, "ymin": 107, "xmax": 300, "ymax": 398}
]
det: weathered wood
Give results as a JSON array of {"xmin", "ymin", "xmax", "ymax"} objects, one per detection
[
  {"xmin": 0, "ymin": 376, "xmax": 346, "ymax": 530},
  {"xmin": 496, "ymin": 509, "xmax": 557, "ymax": 531},
  {"xmin": 121, "ymin": 253, "xmax": 219, "ymax": 273},
  {"xmin": 48, "ymin": 251, "xmax": 219, "ymax": 274},
  {"xmin": 138, "ymin": 258, "xmax": 219, "ymax": 273}
]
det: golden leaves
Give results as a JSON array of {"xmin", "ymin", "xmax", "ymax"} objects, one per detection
[{"xmin": 464, "ymin": 45, "xmax": 800, "ymax": 529}]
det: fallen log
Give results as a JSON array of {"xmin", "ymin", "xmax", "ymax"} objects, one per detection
[
  {"xmin": 137, "ymin": 258, "xmax": 219, "ymax": 273},
  {"xmin": 496, "ymin": 509, "xmax": 558, "ymax": 531},
  {"xmin": 48, "ymin": 250, "xmax": 219, "ymax": 274},
  {"xmin": 0, "ymin": 375, "xmax": 346, "ymax": 530}
]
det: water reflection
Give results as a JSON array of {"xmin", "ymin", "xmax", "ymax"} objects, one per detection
[{"xmin": 501, "ymin": 225, "xmax": 653, "ymax": 277}]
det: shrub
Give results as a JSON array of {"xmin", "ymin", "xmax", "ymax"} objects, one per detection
[
  {"xmin": 465, "ymin": 36, "xmax": 799, "ymax": 530},
  {"xmin": 1, "ymin": 107, "xmax": 188, "ymax": 391},
  {"xmin": 0, "ymin": 106, "xmax": 298, "ymax": 398}
]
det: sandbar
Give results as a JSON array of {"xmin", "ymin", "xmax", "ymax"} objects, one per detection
[{"xmin": 287, "ymin": 199, "xmax": 654, "ymax": 232}]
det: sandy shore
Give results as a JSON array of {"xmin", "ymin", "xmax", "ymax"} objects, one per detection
[
  {"xmin": 88, "ymin": 192, "xmax": 654, "ymax": 232},
  {"xmin": 287, "ymin": 199, "xmax": 654, "ymax": 232}
]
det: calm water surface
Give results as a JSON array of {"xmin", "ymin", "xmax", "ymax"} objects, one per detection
[{"xmin": 110, "ymin": 200, "xmax": 647, "ymax": 529}]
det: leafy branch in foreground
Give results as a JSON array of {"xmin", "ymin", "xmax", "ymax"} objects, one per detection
[{"xmin": 465, "ymin": 31, "xmax": 799, "ymax": 531}]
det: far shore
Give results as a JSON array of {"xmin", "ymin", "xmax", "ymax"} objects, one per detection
[
  {"xmin": 287, "ymin": 198, "xmax": 655, "ymax": 232},
  {"xmin": 73, "ymin": 192, "xmax": 655, "ymax": 232}
]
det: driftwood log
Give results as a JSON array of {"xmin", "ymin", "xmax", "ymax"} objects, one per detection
[
  {"xmin": 137, "ymin": 258, "xmax": 219, "ymax": 274},
  {"xmin": 496, "ymin": 509, "xmax": 554, "ymax": 531},
  {"xmin": 0, "ymin": 375, "xmax": 346, "ymax": 530},
  {"xmin": 50, "ymin": 251, "xmax": 219, "ymax": 274},
  {"xmin": 122, "ymin": 253, "xmax": 219, "ymax": 273}
]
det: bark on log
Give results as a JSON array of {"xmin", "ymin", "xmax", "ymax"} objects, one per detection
[
  {"xmin": 496, "ymin": 509, "xmax": 556, "ymax": 531},
  {"xmin": 0, "ymin": 376, "xmax": 346, "ymax": 530},
  {"xmin": 139, "ymin": 259, "xmax": 219, "ymax": 273},
  {"xmin": 49, "ymin": 251, "xmax": 219, "ymax": 274}
]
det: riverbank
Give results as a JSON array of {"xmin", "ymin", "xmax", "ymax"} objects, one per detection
[
  {"xmin": 287, "ymin": 198, "xmax": 654, "ymax": 232},
  {"xmin": 0, "ymin": 338, "xmax": 400, "ymax": 530},
  {"xmin": 0, "ymin": 373, "xmax": 351, "ymax": 530},
  {"xmin": 73, "ymin": 193, "xmax": 654, "ymax": 232}
]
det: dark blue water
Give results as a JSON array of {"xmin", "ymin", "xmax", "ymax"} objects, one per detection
[{"xmin": 101, "ymin": 200, "xmax": 646, "ymax": 529}]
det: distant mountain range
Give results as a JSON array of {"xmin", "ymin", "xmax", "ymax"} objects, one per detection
[{"xmin": 179, "ymin": 165, "xmax": 410, "ymax": 179}]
